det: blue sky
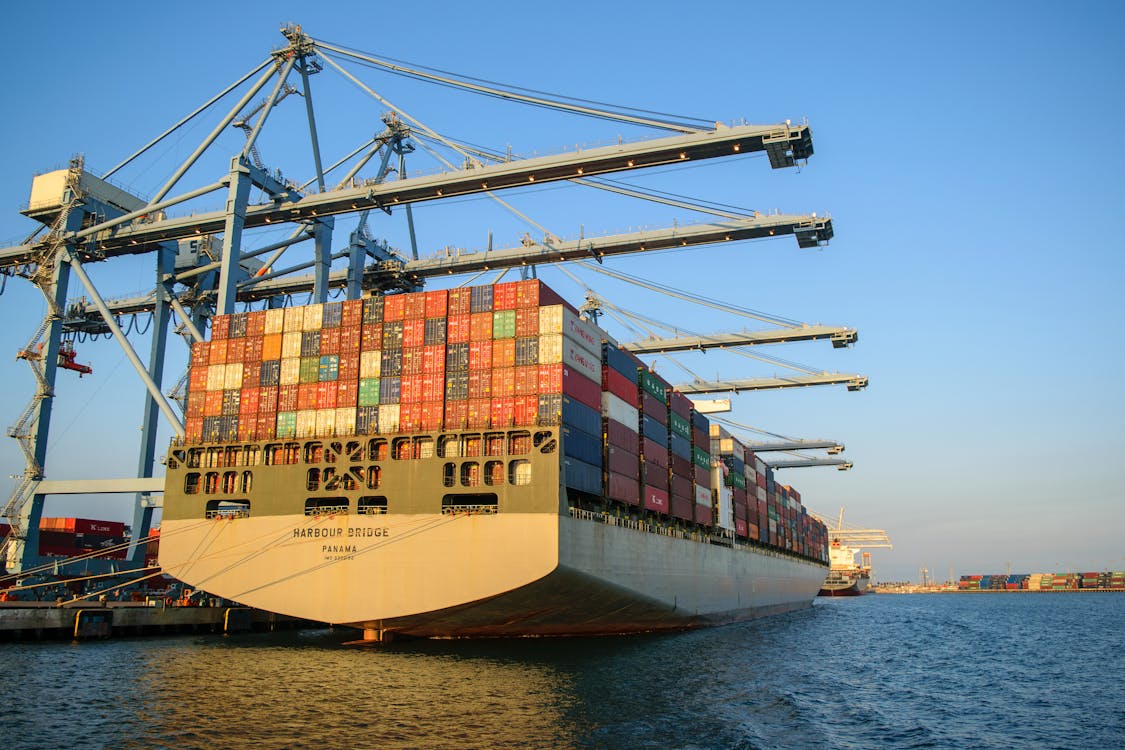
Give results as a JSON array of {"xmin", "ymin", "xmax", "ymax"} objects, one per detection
[{"xmin": 0, "ymin": 2, "xmax": 1122, "ymax": 582}]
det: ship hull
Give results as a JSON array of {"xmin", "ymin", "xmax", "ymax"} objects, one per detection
[
  {"xmin": 817, "ymin": 572, "xmax": 870, "ymax": 597},
  {"xmin": 160, "ymin": 510, "xmax": 826, "ymax": 637}
]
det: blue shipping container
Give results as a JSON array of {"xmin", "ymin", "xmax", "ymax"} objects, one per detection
[
  {"xmin": 563, "ymin": 457, "xmax": 602, "ymax": 495},
  {"xmin": 562, "ymin": 425, "xmax": 603, "ymax": 468},
  {"xmin": 602, "ymin": 343, "xmax": 638, "ymax": 381},
  {"xmin": 641, "ymin": 414, "xmax": 668, "ymax": 443},
  {"xmin": 562, "ymin": 396, "xmax": 601, "ymax": 437}
]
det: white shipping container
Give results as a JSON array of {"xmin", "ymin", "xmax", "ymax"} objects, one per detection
[
  {"xmin": 601, "ymin": 392, "xmax": 640, "ymax": 430},
  {"xmin": 562, "ymin": 338, "xmax": 600, "ymax": 383},
  {"xmin": 754, "ymin": 457, "xmax": 766, "ymax": 475},
  {"xmin": 302, "ymin": 303, "xmax": 323, "ymax": 332},
  {"xmin": 717, "ymin": 483, "xmax": 735, "ymax": 531},
  {"xmin": 280, "ymin": 357, "xmax": 301, "ymax": 385},
  {"xmin": 378, "ymin": 404, "xmax": 400, "ymax": 432},
  {"xmin": 206, "ymin": 364, "xmax": 226, "ymax": 391},
  {"xmin": 539, "ymin": 306, "xmax": 601, "ymax": 357},
  {"xmin": 282, "ymin": 331, "xmax": 302, "ymax": 359},
  {"xmin": 695, "ymin": 483, "xmax": 711, "ymax": 507},
  {"xmin": 757, "ymin": 486, "xmax": 767, "ymax": 501},
  {"xmin": 283, "ymin": 306, "xmax": 304, "ymax": 333},
  {"xmin": 223, "ymin": 362, "xmax": 244, "ymax": 390},
  {"xmin": 296, "ymin": 409, "xmax": 318, "ymax": 438},
  {"xmin": 359, "ymin": 350, "xmax": 382, "ymax": 379},
  {"xmin": 537, "ymin": 333, "xmax": 563, "ymax": 364},
  {"xmin": 335, "ymin": 407, "xmax": 357, "ymax": 435},
  {"xmin": 315, "ymin": 408, "xmax": 336, "ymax": 437},
  {"xmin": 264, "ymin": 307, "xmax": 286, "ymax": 335}
]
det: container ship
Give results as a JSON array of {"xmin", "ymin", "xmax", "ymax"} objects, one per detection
[{"xmin": 159, "ymin": 280, "xmax": 830, "ymax": 640}]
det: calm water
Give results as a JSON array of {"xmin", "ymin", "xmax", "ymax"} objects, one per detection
[{"xmin": 3, "ymin": 594, "xmax": 1122, "ymax": 749}]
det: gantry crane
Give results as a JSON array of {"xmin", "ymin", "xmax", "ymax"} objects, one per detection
[{"xmin": 0, "ymin": 24, "xmax": 848, "ymax": 574}]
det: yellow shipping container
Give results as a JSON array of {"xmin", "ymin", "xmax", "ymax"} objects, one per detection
[
  {"xmin": 378, "ymin": 404, "xmax": 400, "ymax": 432},
  {"xmin": 206, "ymin": 364, "xmax": 226, "ymax": 391},
  {"xmin": 264, "ymin": 308, "xmax": 286, "ymax": 335},
  {"xmin": 223, "ymin": 362, "xmax": 244, "ymax": 390},
  {"xmin": 315, "ymin": 408, "xmax": 336, "ymax": 437},
  {"xmin": 282, "ymin": 331, "xmax": 302, "ymax": 359},
  {"xmin": 359, "ymin": 350, "xmax": 382, "ymax": 379},
  {"xmin": 295, "ymin": 409, "xmax": 318, "ymax": 438},
  {"xmin": 537, "ymin": 334, "xmax": 563, "ymax": 364},
  {"xmin": 284, "ymin": 306, "xmax": 304, "ymax": 333},
  {"xmin": 302, "ymin": 303, "xmax": 323, "ymax": 332},
  {"xmin": 279, "ymin": 357, "xmax": 301, "ymax": 385},
  {"xmin": 335, "ymin": 407, "xmax": 357, "ymax": 435}
]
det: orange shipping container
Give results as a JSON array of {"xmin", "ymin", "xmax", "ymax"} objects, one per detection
[
  {"xmin": 204, "ymin": 391, "xmax": 224, "ymax": 417},
  {"xmin": 191, "ymin": 341, "xmax": 210, "ymax": 367},
  {"xmin": 468, "ymin": 369, "xmax": 492, "ymax": 399},
  {"xmin": 240, "ymin": 387, "xmax": 260, "ymax": 415},
  {"xmin": 491, "ymin": 397, "xmax": 516, "ymax": 427},
  {"xmin": 320, "ymin": 327, "xmax": 341, "ymax": 354},
  {"xmin": 470, "ymin": 312, "xmax": 493, "ymax": 341},
  {"xmin": 340, "ymin": 325, "xmax": 361, "ymax": 353},
  {"xmin": 401, "ymin": 374, "xmax": 423, "ymax": 403},
  {"xmin": 316, "ymin": 382, "xmax": 338, "ymax": 410},
  {"xmin": 467, "ymin": 398, "xmax": 491, "ymax": 428},
  {"xmin": 448, "ymin": 288, "xmax": 471, "ymax": 316},
  {"xmin": 492, "ymin": 338, "xmax": 516, "ymax": 368},
  {"xmin": 514, "ymin": 365, "xmax": 538, "ymax": 395},
  {"xmin": 256, "ymin": 413, "xmax": 275, "ymax": 440},
  {"xmin": 360, "ymin": 324, "xmax": 381, "ymax": 350},
  {"xmin": 423, "ymin": 345, "xmax": 446, "ymax": 375},
  {"xmin": 336, "ymin": 379, "xmax": 358, "ymax": 408},
  {"xmin": 278, "ymin": 384, "xmax": 299, "ymax": 412},
  {"xmin": 298, "ymin": 383, "xmax": 318, "ymax": 411},
  {"xmin": 469, "ymin": 340, "xmax": 493, "ymax": 370},
  {"xmin": 424, "ymin": 290, "xmax": 448, "ymax": 318},
  {"xmin": 383, "ymin": 294, "xmax": 406, "ymax": 321},
  {"xmin": 247, "ymin": 310, "xmax": 267, "ymax": 337},
  {"xmin": 515, "ymin": 307, "xmax": 539, "ymax": 337},
  {"xmin": 186, "ymin": 417, "xmax": 204, "ymax": 442},
  {"xmin": 403, "ymin": 318, "xmax": 426, "ymax": 348},
  {"xmin": 447, "ymin": 313, "xmax": 470, "ymax": 343},
  {"xmin": 422, "ymin": 372, "xmax": 444, "ymax": 402},
  {"xmin": 445, "ymin": 399, "xmax": 468, "ymax": 429},
  {"xmin": 186, "ymin": 391, "xmax": 206, "ymax": 419},
  {"xmin": 339, "ymin": 354, "xmax": 360, "ymax": 380},
  {"xmin": 263, "ymin": 333, "xmax": 283, "ymax": 360},
  {"xmin": 492, "ymin": 367, "xmax": 516, "ymax": 398},
  {"xmin": 403, "ymin": 347, "xmax": 425, "ymax": 375},
  {"xmin": 493, "ymin": 281, "xmax": 519, "ymax": 310},
  {"xmin": 210, "ymin": 339, "xmax": 228, "ymax": 365}
]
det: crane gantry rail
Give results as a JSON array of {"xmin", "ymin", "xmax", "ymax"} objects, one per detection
[{"xmin": 0, "ymin": 23, "xmax": 858, "ymax": 575}]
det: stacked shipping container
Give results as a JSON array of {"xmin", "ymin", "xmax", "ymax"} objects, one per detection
[
  {"xmin": 959, "ymin": 572, "xmax": 1125, "ymax": 591},
  {"xmin": 37, "ymin": 517, "xmax": 128, "ymax": 559},
  {"xmin": 184, "ymin": 280, "xmax": 828, "ymax": 563}
]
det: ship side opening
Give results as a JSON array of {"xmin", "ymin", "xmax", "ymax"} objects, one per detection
[
  {"xmin": 205, "ymin": 499, "xmax": 251, "ymax": 519},
  {"xmin": 305, "ymin": 497, "xmax": 350, "ymax": 516},
  {"xmin": 441, "ymin": 493, "xmax": 499, "ymax": 515}
]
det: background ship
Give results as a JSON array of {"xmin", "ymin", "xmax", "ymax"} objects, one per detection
[{"xmin": 815, "ymin": 508, "xmax": 891, "ymax": 597}]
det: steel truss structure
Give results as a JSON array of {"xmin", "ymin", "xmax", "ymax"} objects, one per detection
[{"xmin": 0, "ymin": 24, "xmax": 859, "ymax": 574}]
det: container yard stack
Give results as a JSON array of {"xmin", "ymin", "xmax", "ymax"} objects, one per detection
[{"xmin": 37, "ymin": 518, "xmax": 128, "ymax": 560}]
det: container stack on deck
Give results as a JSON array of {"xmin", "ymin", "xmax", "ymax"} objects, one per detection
[
  {"xmin": 183, "ymin": 280, "xmax": 828, "ymax": 564},
  {"xmin": 37, "ymin": 518, "xmax": 128, "ymax": 559},
  {"xmin": 958, "ymin": 572, "xmax": 1125, "ymax": 591}
]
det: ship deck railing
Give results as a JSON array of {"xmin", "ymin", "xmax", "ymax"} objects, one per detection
[{"xmin": 441, "ymin": 504, "xmax": 499, "ymax": 516}]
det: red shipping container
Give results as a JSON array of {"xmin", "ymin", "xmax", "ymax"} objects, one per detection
[
  {"xmin": 445, "ymin": 399, "xmax": 469, "ymax": 429},
  {"xmin": 468, "ymin": 369, "xmax": 492, "ymax": 399},
  {"xmin": 448, "ymin": 288, "xmax": 471, "ymax": 316},
  {"xmin": 670, "ymin": 474, "xmax": 692, "ymax": 498},
  {"xmin": 694, "ymin": 504, "xmax": 712, "ymax": 526},
  {"xmin": 259, "ymin": 385, "xmax": 279, "ymax": 413},
  {"xmin": 404, "ymin": 291, "xmax": 427, "ymax": 319},
  {"xmin": 602, "ymin": 366, "xmax": 638, "ymax": 405},
  {"xmin": 666, "ymin": 499, "xmax": 693, "ymax": 521},
  {"xmin": 204, "ymin": 391, "xmax": 224, "ymax": 417},
  {"xmin": 607, "ymin": 446, "xmax": 640, "ymax": 479},
  {"xmin": 342, "ymin": 299, "xmax": 363, "ymax": 328},
  {"xmin": 643, "ymin": 485, "xmax": 669, "ymax": 514},
  {"xmin": 403, "ymin": 318, "xmax": 425, "ymax": 348},
  {"xmin": 469, "ymin": 340, "xmax": 493, "ymax": 370},
  {"xmin": 492, "ymin": 338, "xmax": 515, "ymax": 368},
  {"xmin": 212, "ymin": 315, "xmax": 230, "ymax": 340},
  {"xmin": 189, "ymin": 367, "xmax": 209, "ymax": 393},
  {"xmin": 210, "ymin": 339, "xmax": 228, "ymax": 365},
  {"xmin": 669, "ymin": 390, "xmax": 692, "ymax": 420},
  {"xmin": 320, "ymin": 327, "xmax": 341, "ymax": 355},
  {"xmin": 186, "ymin": 392, "xmax": 205, "ymax": 419},
  {"xmin": 244, "ymin": 336, "xmax": 264, "ymax": 363},
  {"xmin": 420, "ymin": 400, "xmax": 444, "ymax": 431},
  {"xmin": 514, "ymin": 365, "xmax": 539, "ymax": 395},
  {"xmin": 403, "ymin": 347, "xmax": 425, "ymax": 376},
  {"xmin": 641, "ymin": 437, "xmax": 668, "ymax": 467},
  {"xmin": 447, "ymin": 314, "xmax": 470, "ymax": 344},
  {"xmin": 491, "ymin": 397, "xmax": 516, "ymax": 427},
  {"xmin": 360, "ymin": 324, "xmax": 381, "ymax": 351},
  {"xmin": 467, "ymin": 399, "xmax": 491, "ymax": 428},
  {"xmin": 643, "ymin": 463, "xmax": 669, "ymax": 491},
  {"xmin": 734, "ymin": 501, "xmax": 747, "ymax": 520},
  {"xmin": 493, "ymin": 281, "xmax": 519, "ymax": 310},
  {"xmin": 243, "ymin": 363, "xmax": 261, "ymax": 389},
  {"xmin": 383, "ymin": 294, "xmax": 405, "ymax": 321},
  {"xmin": 238, "ymin": 417, "xmax": 258, "ymax": 442},
  {"xmin": 606, "ymin": 420, "xmax": 639, "ymax": 452},
  {"xmin": 757, "ymin": 474, "xmax": 767, "ymax": 489},
  {"xmin": 240, "ymin": 387, "xmax": 260, "ymax": 416},
  {"xmin": 670, "ymin": 454, "xmax": 692, "ymax": 478},
  {"xmin": 471, "ymin": 312, "xmax": 494, "ymax": 341},
  {"xmin": 75, "ymin": 518, "xmax": 126, "ymax": 536},
  {"xmin": 191, "ymin": 341, "xmax": 210, "ymax": 367},
  {"xmin": 422, "ymin": 372, "xmax": 444, "ymax": 402},
  {"xmin": 340, "ymin": 325, "xmax": 361, "ymax": 353},
  {"xmin": 401, "ymin": 374, "xmax": 423, "ymax": 403},
  {"xmin": 339, "ymin": 354, "xmax": 360, "ymax": 381},
  {"xmin": 316, "ymin": 382, "xmax": 338, "ymax": 409},
  {"xmin": 424, "ymin": 289, "xmax": 448, "ymax": 318},
  {"xmin": 247, "ymin": 310, "xmax": 267, "ymax": 337},
  {"xmin": 514, "ymin": 394, "xmax": 539, "ymax": 425},
  {"xmin": 186, "ymin": 417, "xmax": 204, "ymax": 442},
  {"xmin": 641, "ymin": 391, "xmax": 668, "ymax": 423},
  {"xmin": 515, "ymin": 279, "xmax": 566, "ymax": 309},
  {"xmin": 336, "ymin": 380, "xmax": 358, "ymax": 408},
  {"xmin": 537, "ymin": 365, "xmax": 600, "ymax": 409},
  {"xmin": 515, "ymin": 307, "xmax": 539, "ymax": 336},
  {"xmin": 735, "ymin": 518, "xmax": 748, "ymax": 538},
  {"xmin": 608, "ymin": 472, "xmax": 640, "ymax": 506},
  {"xmin": 399, "ymin": 401, "xmax": 419, "ymax": 431},
  {"xmin": 423, "ymin": 345, "xmax": 446, "ymax": 375},
  {"xmin": 278, "ymin": 384, "xmax": 299, "ymax": 412},
  {"xmin": 226, "ymin": 338, "xmax": 245, "ymax": 364},
  {"xmin": 492, "ymin": 367, "xmax": 515, "ymax": 398},
  {"xmin": 298, "ymin": 383, "xmax": 317, "ymax": 410}
]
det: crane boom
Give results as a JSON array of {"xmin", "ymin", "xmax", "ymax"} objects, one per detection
[
  {"xmin": 745, "ymin": 440, "xmax": 844, "ymax": 452},
  {"xmin": 765, "ymin": 458, "xmax": 852, "ymax": 470},
  {"xmin": 674, "ymin": 374, "xmax": 868, "ymax": 393},
  {"xmin": 0, "ymin": 123, "xmax": 816, "ymax": 268},
  {"xmin": 623, "ymin": 325, "xmax": 856, "ymax": 353}
]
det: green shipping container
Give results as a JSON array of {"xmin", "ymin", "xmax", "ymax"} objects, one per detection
[
  {"xmin": 692, "ymin": 445, "xmax": 710, "ymax": 469},
  {"xmin": 492, "ymin": 310, "xmax": 516, "ymax": 339},
  {"xmin": 670, "ymin": 412, "xmax": 691, "ymax": 440},
  {"xmin": 358, "ymin": 378, "xmax": 381, "ymax": 407},
  {"xmin": 725, "ymin": 471, "xmax": 746, "ymax": 489},
  {"xmin": 638, "ymin": 370, "xmax": 667, "ymax": 403},
  {"xmin": 299, "ymin": 357, "xmax": 320, "ymax": 384},
  {"xmin": 276, "ymin": 411, "xmax": 297, "ymax": 438}
]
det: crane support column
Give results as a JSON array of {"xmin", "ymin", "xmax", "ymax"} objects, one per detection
[
  {"xmin": 7, "ymin": 246, "xmax": 73, "ymax": 573},
  {"xmin": 128, "ymin": 243, "xmax": 175, "ymax": 566},
  {"xmin": 217, "ymin": 157, "xmax": 252, "ymax": 315},
  {"xmin": 312, "ymin": 218, "xmax": 334, "ymax": 302}
]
